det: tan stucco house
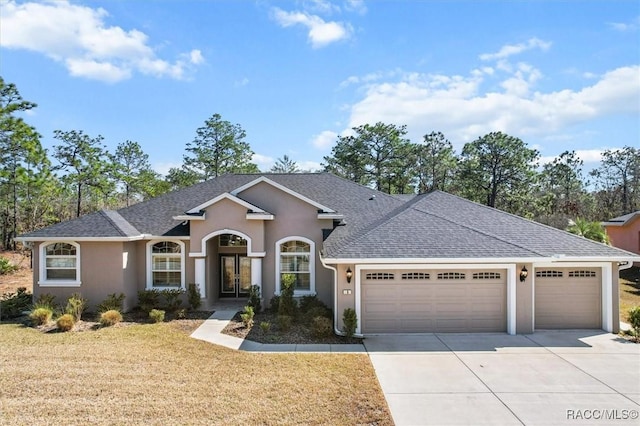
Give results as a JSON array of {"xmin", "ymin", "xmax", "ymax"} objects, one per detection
[
  {"xmin": 18, "ymin": 173, "xmax": 640, "ymax": 335},
  {"xmin": 603, "ymin": 211, "xmax": 640, "ymax": 262}
]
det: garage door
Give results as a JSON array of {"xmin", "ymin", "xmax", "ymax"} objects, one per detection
[
  {"xmin": 361, "ymin": 269, "xmax": 507, "ymax": 333},
  {"xmin": 535, "ymin": 268, "xmax": 601, "ymax": 329}
]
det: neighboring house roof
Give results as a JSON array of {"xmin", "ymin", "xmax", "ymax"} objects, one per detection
[
  {"xmin": 16, "ymin": 173, "xmax": 640, "ymax": 262},
  {"xmin": 602, "ymin": 211, "xmax": 640, "ymax": 227}
]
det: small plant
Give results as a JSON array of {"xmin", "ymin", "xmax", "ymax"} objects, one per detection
[
  {"xmin": 161, "ymin": 288, "xmax": 184, "ymax": 312},
  {"xmin": 175, "ymin": 308, "xmax": 187, "ymax": 319},
  {"xmin": 248, "ymin": 285, "xmax": 262, "ymax": 313},
  {"xmin": 342, "ymin": 308, "xmax": 358, "ymax": 338},
  {"xmin": 311, "ymin": 316, "xmax": 333, "ymax": 338},
  {"xmin": 629, "ymin": 306, "xmax": 640, "ymax": 342},
  {"xmin": 299, "ymin": 295, "xmax": 328, "ymax": 313},
  {"xmin": 33, "ymin": 293, "xmax": 56, "ymax": 311},
  {"xmin": 97, "ymin": 293, "xmax": 125, "ymax": 313},
  {"xmin": 99, "ymin": 309, "xmax": 123, "ymax": 327},
  {"xmin": 56, "ymin": 313, "xmax": 75, "ymax": 332},
  {"xmin": 0, "ymin": 257, "xmax": 17, "ymax": 275},
  {"xmin": 304, "ymin": 306, "xmax": 332, "ymax": 325},
  {"xmin": 269, "ymin": 295, "xmax": 280, "ymax": 313},
  {"xmin": 138, "ymin": 289, "xmax": 160, "ymax": 313},
  {"xmin": 149, "ymin": 309, "xmax": 165, "ymax": 323},
  {"xmin": 0, "ymin": 287, "xmax": 32, "ymax": 319},
  {"xmin": 278, "ymin": 274, "xmax": 297, "ymax": 317},
  {"xmin": 65, "ymin": 293, "xmax": 87, "ymax": 322},
  {"xmin": 240, "ymin": 305, "xmax": 255, "ymax": 328},
  {"xmin": 277, "ymin": 314, "xmax": 292, "ymax": 331},
  {"xmin": 259, "ymin": 321, "xmax": 271, "ymax": 334},
  {"xmin": 187, "ymin": 283, "xmax": 202, "ymax": 310},
  {"xmin": 29, "ymin": 307, "xmax": 53, "ymax": 326}
]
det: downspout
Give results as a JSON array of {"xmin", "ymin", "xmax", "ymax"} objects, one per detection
[{"xmin": 319, "ymin": 253, "xmax": 345, "ymax": 336}]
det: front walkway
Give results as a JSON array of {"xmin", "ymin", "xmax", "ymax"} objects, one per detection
[{"xmin": 190, "ymin": 310, "xmax": 366, "ymax": 353}]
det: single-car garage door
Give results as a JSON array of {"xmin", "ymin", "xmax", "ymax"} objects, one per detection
[
  {"xmin": 361, "ymin": 269, "xmax": 507, "ymax": 333},
  {"xmin": 535, "ymin": 268, "xmax": 601, "ymax": 329}
]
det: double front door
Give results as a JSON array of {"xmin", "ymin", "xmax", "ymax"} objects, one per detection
[{"xmin": 220, "ymin": 255, "xmax": 251, "ymax": 298}]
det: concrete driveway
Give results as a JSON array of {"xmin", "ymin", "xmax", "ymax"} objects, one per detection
[{"xmin": 365, "ymin": 330, "xmax": 640, "ymax": 426}]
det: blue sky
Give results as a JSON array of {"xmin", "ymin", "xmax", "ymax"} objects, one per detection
[{"xmin": 1, "ymin": 0, "xmax": 638, "ymax": 174}]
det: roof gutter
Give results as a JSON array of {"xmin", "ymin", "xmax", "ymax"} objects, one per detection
[{"xmin": 321, "ymin": 255, "xmax": 640, "ymax": 264}]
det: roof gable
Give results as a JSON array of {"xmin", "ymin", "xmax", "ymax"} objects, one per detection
[
  {"xmin": 602, "ymin": 211, "xmax": 640, "ymax": 227},
  {"xmin": 185, "ymin": 192, "xmax": 270, "ymax": 215}
]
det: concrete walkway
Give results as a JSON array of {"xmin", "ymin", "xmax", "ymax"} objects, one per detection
[{"xmin": 190, "ymin": 310, "xmax": 366, "ymax": 353}]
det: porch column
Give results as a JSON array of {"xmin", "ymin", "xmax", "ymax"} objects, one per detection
[{"xmin": 194, "ymin": 257, "xmax": 206, "ymax": 299}]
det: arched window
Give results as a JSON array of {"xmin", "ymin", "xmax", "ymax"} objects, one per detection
[
  {"xmin": 147, "ymin": 241, "xmax": 185, "ymax": 289},
  {"xmin": 40, "ymin": 242, "xmax": 80, "ymax": 286},
  {"xmin": 276, "ymin": 237, "xmax": 315, "ymax": 295}
]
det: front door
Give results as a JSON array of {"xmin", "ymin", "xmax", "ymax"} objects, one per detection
[{"xmin": 220, "ymin": 255, "xmax": 251, "ymax": 298}]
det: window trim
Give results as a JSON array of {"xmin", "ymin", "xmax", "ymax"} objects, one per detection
[
  {"xmin": 38, "ymin": 241, "xmax": 81, "ymax": 287},
  {"xmin": 275, "ymin": 236, "xmax": 315, "ymax": 296},
  {"xmin": 146, "ymin": 240, "xmax": 186, "ymax": 290}
]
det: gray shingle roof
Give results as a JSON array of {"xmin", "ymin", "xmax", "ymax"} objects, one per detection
[
  {"xmin": 602, "ymin": 211, "xmax": 639, "ymax": 226},
  {"xmin": 20, "ymin": 210, "xmax": 141, "ymax": 238}
]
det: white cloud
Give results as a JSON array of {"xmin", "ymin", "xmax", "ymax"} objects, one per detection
[
  {"xmin": 479, "ymin": 38, "xmax": 552, "ymax": 61},
  {"xmin": 540, "ymin": 149, "xmax": 606, "ymax": 165},
  {"xmin": 234, "ymin": 77, "xmax": 250, "ymax": 87},
  {"xmin": 298, "ymin": 160, "xmax": 323, "ymax": 171},
  {"xmin": 608, "ymin": 16, "xmax": 640, "ymax": 32},
  {"xmin": 252, "ymin": 153, "xmax": 275, "ymax": 169},
  {"xmin": 153, "ymin": 161, "xmax": 182, "ymax": 177},
  {"xmin": 0, "ymin": 0, "xmax": 203, "ymax": 83},
  {"xmin": 311, "ymin": 130, "xmax": 338, "ymax": 149},
  {"xmin": 271, "ymin": 7, "xmax": 352, "ymax": 48},
  {"xmin": 345, "ymin": 0, "xmax": 367, "ymax": 14}
]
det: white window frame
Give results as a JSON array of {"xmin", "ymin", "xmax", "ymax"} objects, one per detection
[
  {"xmin": 275, "ymin": 236, "xmax": 315, "ymax": 296},
  {"xmin": 146, "ymin": 240, "xmax": 186, "ymax": 290},
  {"xmin": 38, "ymin": 241, "xmax": 81, "ymax": 287}
]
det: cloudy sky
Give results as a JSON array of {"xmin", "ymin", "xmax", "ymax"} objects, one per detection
[{"xmin": 1, "ymin": 0, "xmax": 638, "ymax": 174}]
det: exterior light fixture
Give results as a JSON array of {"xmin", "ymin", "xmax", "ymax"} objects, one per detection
[
  {"xmin": 519, "ymin": 266, "xmax": 528, "ymax": 282},
  {"xmin": 346, "ymin": 267, "xmax": 353, "ymax": 284}
]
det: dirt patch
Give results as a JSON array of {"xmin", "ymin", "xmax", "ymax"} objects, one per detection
[{"xmin": 0, "ymin": 250, "xmax": 32, "ymax": 294}]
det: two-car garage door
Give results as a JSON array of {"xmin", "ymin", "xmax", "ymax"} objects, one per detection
[{"xmin": 361, "ymin": 269, "xmax": 507, "ymax": 333}]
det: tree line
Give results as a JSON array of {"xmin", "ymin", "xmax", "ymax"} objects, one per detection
[{"xmin": 1, "ymin": 77, "xmax": 638, "ymax": 249}]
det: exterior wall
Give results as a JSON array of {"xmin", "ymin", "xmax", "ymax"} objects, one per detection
[
  {"xmin": 333, "ymin": 264, "xmax": 355, "ymax": 333},
  {"xmin": 612, "ymin": 262, "xmax": 620, "ymax": 334},
  {"xmin": 605, "ymin": 218, "xmax": 640, "ymax": 256},
  {"xmin": 515, "ymin": 263, "xmax": 534, "ymax": 334},
  {"xmin": 122, "ymin": 241, "xmax": 138, "ymax": 311}
]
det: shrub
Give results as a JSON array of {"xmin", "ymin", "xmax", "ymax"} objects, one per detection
[
  {"xmin": 56, "ymin": 314, "xmax": 75, "ymax": 332},
  {"xmin": 99, "ymin": 309, "xmax": 122, "ymax": 327},
  {"xmin": 0, "ymin": 287, "xmax": 32, "ymax": 319},
  {"xmin": 629, "ymin": 306, "xmax": 640, "ymax": 341},
  {"xmin": 278, "ymin": 274, "xmax": 297, "ymax": 317},
  {"xmin": 149, "ymin": 309, "xmax": 165, "ymax": 323},
  {"xmin": 277, "ymin": 315, "xmax": 292, "ymax": 331},
  {"xmin": 304, "ymin": 306, "xmax": 332, "ymax": 325},
  {"xmin": 138, "ymin": 289, "xmax": 160, "ymax": 313},
  {"xmin": 259, "ymin": 321, "xmax": 271, "ymax": 334},
  {"xmin": 240, "ymin": 305, "xmax": 255, "ymax": 328},
  {"xmin": 299, "ymin": 295, "xmax": 328, "ymax": 313},
  {"xmin": 96, "ymin": 293, "xmax": 125, "ymax": 313},
  {"xmin": 33, "ymin": 293, "xmax": 56, "ymax": 311},
  {"xmin": 342, "ymin": 308, "xmax": 358, "ymax": 338},
  {"xmin": 65, "ymin": 293, "xmax": 87, "ymax": 321},
  {"xmin": 161, "ymin": 289, "xmax": 184, "ymax": 312},
  {"xmin": 187, "ymin": 283, "xmax": 202, "ymax": 310},
  {"xmin": 269, "ymin": 295, "xmax": 280, "ymax": 313},
  {"xmin": 29, "ymin": 307, "xmax": 53, "ymax": 325},
  {"xmin": 175, "ymin": 308, "xmax": 187, "ymax": 319},
  {"xmin": 311, "ymin": 316, "xmax": 333, "ymax": 338},
  {"xmin": 0, "ymin": 257, "xmax": 17, "ymax": 275},
  {"xmin": 248, "ymin": 285, "xmax": 262, "ymax": 313}
]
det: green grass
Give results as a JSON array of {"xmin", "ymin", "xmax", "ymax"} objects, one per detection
[
  {"xmin": 620, "ymin": 266, "xmax": 640, "ymax": 324},
  {"xmin": 0, "ymin": 322, "xmax": 391, "ymax": 425}
]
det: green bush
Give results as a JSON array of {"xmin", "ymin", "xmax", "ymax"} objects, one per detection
[
  {"xmin": 0, "ymin": 287, "xmax": 32, "ymax": 319},
  {"xmin": 277, "ymin": 315, "xmax": 292, "ymax": 332},
  {"xmin": 304, "ymin": 306, "xmax": 332, "ymax": 325},
  {"xmin": 311, "ymin": 316, "xmax": 333, "ymax": 338},
  {"xmin": 56, "ymin": 314, "xmax": 75, "ymax": 332},
  {"xmin": 248, "ymin": 285, "xmax": 262, "ymax": 313},
  {"xmin": 278, "ymin": 274, "xmax": 297, "ymax": 317},
  {"xmin": 29, "ymin": 307, "xmax": 53, "ymax": 325},
  {"xmin": 0, "ymin": 257, "xmax": 17, "ymax": 275},
  {"xmin": 240, "ymin": 305, "xmax": 255, "ymax": 328},
  {"xmin": 33, "ymin": 293, "xmax": 56, "ymax": 311},
  {"xmin": 259, "ymin": 321, "xmax": 271, "ymax": 334},
  {"xmin": 149, "ymin": 309, "xmax": 165, "ymax": 323},
  {"xmin": 175, "ymin": 308, "xmax": 187, "ymax": 319},
  {"xmin": 161, "ymin": 289, "xmax": 184, "ymax": 312},
  {"xmin": 342, "ymin": 308, "xmax": 358, "ymax": 338},
  {"xmin": 299, "ymin": 295, "xmax": 328, "ymax": 313},
  {"xmin": 65, "ymin": 293, "xmax": 87, "ymax": 321},
  {"xmin": 629, "ymin": 306, "xmax": 640, "ymax": 341},
  {"xmin": 269, "ymin": 295, "xmax": 280, "ymax": 313},
  {"xmin": 138, "ymin": 289, "xmax": 160, "ymax": 313},
  {"xmin": 99, "ymin": 309, "xmax": 122, "ymax": 327},
  {"xmin": 96, "ymin": 293, "xmax": 125, "ymax": 313},
  {"xmin": 187, "ymin": 283, "xmax": 202, "ymax": 310}
]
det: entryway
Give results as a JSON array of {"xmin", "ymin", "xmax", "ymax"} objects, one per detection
[{"xmin": 220, "ymin": 254, "xmax": 251, "ymax": 298}]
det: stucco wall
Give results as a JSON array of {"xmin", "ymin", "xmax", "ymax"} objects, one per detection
[
  {"xmin": 606, "ymin": 218, "xmax": 640, "ymax": 255},
  {"xmin": 516, "ymin": 263, "xmax": 534, "ymax": 334}
]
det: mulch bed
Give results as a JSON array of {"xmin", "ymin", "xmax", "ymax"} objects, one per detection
[{"xmin": 222, "ymin": 310, "xmax": 363, "ymax": 344}]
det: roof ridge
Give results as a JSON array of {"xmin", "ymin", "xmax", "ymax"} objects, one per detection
[{"xmin": 100, "ymin": 209, "xmax": 140, "ymax": 237}]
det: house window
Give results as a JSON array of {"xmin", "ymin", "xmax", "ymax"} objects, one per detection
[
  {"xmin": 536, "ymin": 270, "xmax": 563, "ymax": 278},
  {"xmin": 437, "ymin": 272, "xmax": 466, "ymax": 280},
  {"xmin": 276, "ymin": 237, "xmax": 315, "ymax": 294},
  {"xmin": 147, "ymin": 241, "xmax": 185, "ymax": 289},
  {"xmin": 40, "ymin": 242, "xmax": 80, "ymax": 285},
  {"xmin": 401, "ymin": 272, "xmax": 429, "ymax": 280},
  {"xmin": 473, "ymin": 272, "xmax": 501, "ymax": 280},
  {"xmin": 219, "ymin": 234, "xmax": 247, "ymax": 247},
  {"xmin": 568, "ymin": 270, "xmax": 596, "ymax": 278},
  {"xmin": 365, "ymin": 272, "xmax": 395, "ymax": 280}
]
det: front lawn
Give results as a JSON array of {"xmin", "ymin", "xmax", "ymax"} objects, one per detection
[
  {"xmin": 0, "ymin": 321, "xmax": 391, "ymax": 425},
  {"xmin": 620, "ymin": 266, "xmax": 640, "ymax": 323}
]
